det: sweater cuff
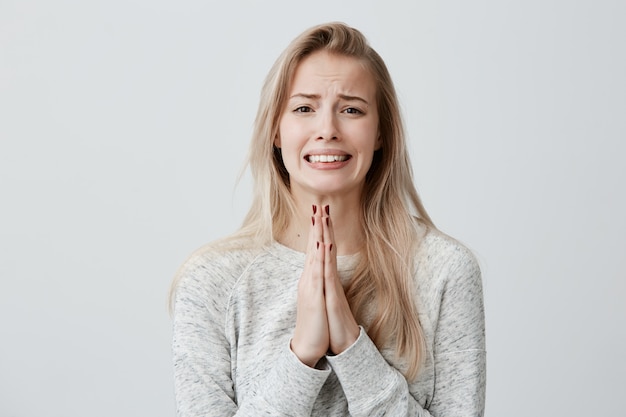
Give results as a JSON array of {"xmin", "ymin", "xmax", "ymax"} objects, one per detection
[
  {"xmin": 260, "ymin": 339, "xmax": 331, "ymax": 416},
  {"xmin": 326, "ymin": 327, "xmax": 405, "ymax": 409}
]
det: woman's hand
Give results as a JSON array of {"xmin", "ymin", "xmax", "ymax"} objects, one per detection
[
  {"xmin": 322, "ymin": 209, "xmax": 360, "ymax": 355},
  {"xmin": 291, "ymin": 205, "xmax": 360, "ymax": 367},
  {"xmin": 290, "ymin": 205, "xmax": 329, "ymax": 367}
]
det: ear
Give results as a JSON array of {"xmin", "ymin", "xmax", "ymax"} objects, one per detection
[{"xmin": 274, "ymin": 134, "xmax": 281, "ymax": 148}]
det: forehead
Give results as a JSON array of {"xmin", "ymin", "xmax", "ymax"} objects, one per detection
[{"xmin": 289, "ymin": 51, "xmax": 376, "ymax": 96}]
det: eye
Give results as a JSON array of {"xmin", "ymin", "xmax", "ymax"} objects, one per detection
[
  {"xmin": 343, "ymin": 107, "xmax": 363, "ymax": 115},
  {"xmin": 294, "ymin": 106, "xmax": 313, "ymax": 113}
]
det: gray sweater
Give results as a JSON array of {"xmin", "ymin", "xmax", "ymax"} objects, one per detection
[{"xmin": 172, "ymin": 230, "xmax": 486, "ymax": 416}]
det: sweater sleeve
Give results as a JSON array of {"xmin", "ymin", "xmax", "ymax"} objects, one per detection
[
  {"xmin": 326, "ymin": 328, "xmax": 433, "ymax": 417},
  {"xmin": 172, "ymin": 255, "xmax": 331, "ymax": 417},
  {"xmin": 326, "ymin": 246, "xmax": 486, "ymax": 417},
  {"xmin": 428, "ymin": 247, "xmax": 486, "ymax": 416}
]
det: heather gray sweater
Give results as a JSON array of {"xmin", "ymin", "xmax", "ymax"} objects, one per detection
[{"xmin": 172, "ymin": 230, "xmax": 486, "ymax": 416}]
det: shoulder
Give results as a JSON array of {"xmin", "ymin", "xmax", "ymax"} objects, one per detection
[
  {"xmin": 413, "ymin": 227, "xmax": 483, "ymax": 305},
  {"xmin": 414, "ymin": 228, "xmax": 486, "ymax": 350},
  {"xmin": 416, "ymin": 228, "xmax": 481, "ymax": 281},
  {"xmin": 173, "ymin": 242, "xmax": 264, "ymax": 307}
]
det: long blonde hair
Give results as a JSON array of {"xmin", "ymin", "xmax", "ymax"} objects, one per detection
[{"xmin": 173, "ymin": 22, "xmax": 434, "ymax": 380}]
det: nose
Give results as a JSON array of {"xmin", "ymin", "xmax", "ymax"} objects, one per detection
[{"xmin": 316, "ymin": 110, "xmax": 339, "ymax": 141}]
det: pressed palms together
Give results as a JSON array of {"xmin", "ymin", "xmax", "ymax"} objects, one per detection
[{"xmin": 290, "ymin": 204, "xmax": 361, "ymax": 367}]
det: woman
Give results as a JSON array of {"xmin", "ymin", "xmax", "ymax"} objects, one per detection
[{"xmin": 171, "ymin": 22, "xmax": 485, "ymax": 416}]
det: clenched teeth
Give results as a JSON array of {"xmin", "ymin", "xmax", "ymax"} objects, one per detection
[{"xmin": 306, "ymin": 154, "xmax": 349, "ymax": 163}]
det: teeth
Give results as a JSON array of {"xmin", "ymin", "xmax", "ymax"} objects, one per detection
[{"xmin": 307, "ymin": 155, "xmax": 348, "ymax": 163}]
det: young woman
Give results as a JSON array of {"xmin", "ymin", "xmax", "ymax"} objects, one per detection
[{"xmin": 171, "ymin": 22, "xmax": 486, "ymax": 416}]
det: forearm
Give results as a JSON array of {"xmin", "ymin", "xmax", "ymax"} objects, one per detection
[
  {"xmin": 174, "ymin": 326, "xmax": 330, "ymax": 417},
  {"xmin": 326, "ymin": 327, "xmax": 432, "ymax": 417}
]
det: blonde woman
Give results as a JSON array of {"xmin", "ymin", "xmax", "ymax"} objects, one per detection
[{"xmin": 171, "ymin": 22, "xmax": 486, "ymax": 416}]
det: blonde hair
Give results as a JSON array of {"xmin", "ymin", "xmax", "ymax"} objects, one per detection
[{"xmin": 172, "ymin": 22, "xmax": 434, "ymax": 380}]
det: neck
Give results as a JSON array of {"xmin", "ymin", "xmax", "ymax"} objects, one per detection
[{"xmin": 277, "ymin": 193, "xmax": 365, "ymax": 256}]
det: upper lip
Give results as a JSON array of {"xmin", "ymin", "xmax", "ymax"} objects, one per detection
[{"xmin": 304, "ymin": 149, "xmax": 351, "ymax": 157}]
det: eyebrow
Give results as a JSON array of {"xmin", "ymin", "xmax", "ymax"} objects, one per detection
[{"xmin": 288, "ymin": 93, "xmax": 369, "ymax": 105}]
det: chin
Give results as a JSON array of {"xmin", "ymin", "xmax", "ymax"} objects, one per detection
[{"xmin": 303, "ymin": 182, "xmax": 363, "ymax": 198}]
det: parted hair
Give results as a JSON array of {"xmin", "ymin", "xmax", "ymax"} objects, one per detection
[{"xmin": 173, "ymin": 22, "xmax": 434, "ymax": 380}]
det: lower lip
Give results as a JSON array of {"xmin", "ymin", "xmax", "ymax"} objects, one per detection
[{"xmin": 304, "ymin": 158, "xmax": 351, "ymax": 170}]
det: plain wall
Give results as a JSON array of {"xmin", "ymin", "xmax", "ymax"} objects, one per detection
[{"xmin": 1, "ymin": 1, "xmax": 624, "ymax": 416}]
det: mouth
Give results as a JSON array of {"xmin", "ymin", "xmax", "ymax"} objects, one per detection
[{"xmin": 305, "ymin": 154, "xmax": 351, "ymax": 163}]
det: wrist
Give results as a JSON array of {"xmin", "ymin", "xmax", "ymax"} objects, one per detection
[
  {"xmin": 290, "ymin": 339, "xmax": 323, "ymax": 368},
  {"xmin": 330, "ymin": 324, "xmax": 360, "ymax": 355}
]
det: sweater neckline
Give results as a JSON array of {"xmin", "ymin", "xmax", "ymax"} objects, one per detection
[{"xmin": 268, "ymin": 240, "xmax": 360, "ymax": 273}]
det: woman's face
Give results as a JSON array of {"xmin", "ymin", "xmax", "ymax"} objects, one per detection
[{"xmin": 276, "ymin": 51, "xmax": 380, "ymax": 201}]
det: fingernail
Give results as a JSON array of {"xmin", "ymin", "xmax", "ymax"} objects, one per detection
[
  {"xmin": 316, "ymin": 241, "xmax": 320, "ymax": 249},
  {"xmin": 326, "ymin": 217, "xmax": 329, "ymax": 226},
  {"xmin": 312, "ymin": 204, "xmax": 317, "ymax": 214},
  {"xmin": 329, "ymin": 243, "xmax": 333, "ymax": 252},
  {"xmin": 325, "ymin": 205, "xmax": 330, "ymax": 215},
  {"xmin": 312, "ymin": 216, "xmax": 315, "ymax": 226}
]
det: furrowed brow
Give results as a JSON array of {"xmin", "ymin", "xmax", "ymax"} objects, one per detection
[
  {"xmin": 289, "ymin": 93, "xmax": 321, "ymax": 100},
  {"xmin": 339, "ymin": 94, "xmax": 369, "ymax": 105}
]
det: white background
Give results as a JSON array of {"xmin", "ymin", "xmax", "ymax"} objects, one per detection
[{"xmin": 1, "ymin": 1, "xmax": 624, "ymax": 416}]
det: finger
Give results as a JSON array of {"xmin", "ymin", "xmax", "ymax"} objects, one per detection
[
  {"xmin": 322, "ymin": 205, "xmax": 336, "ymax": 249},
  {"xmin": 313, "ymin": 204, "xmax": 325, "ymax": 266},
  {"xmin": 322, "ymin": 210, "xmax": 338, "ymax": 290},
  {"xmin": 303, "ymin": 205, "xmax": 325, "ymax": 285},
  {"xmin": 305, "ymin": 205, "xmax": 322, "ymax": 264},
  {"xmin": 314, "ymin": 204, "xmax": 324, "ymax": 244}
]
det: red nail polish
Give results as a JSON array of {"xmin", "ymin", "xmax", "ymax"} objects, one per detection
[
  {"xmin": 325, "ymin": 205, "xmax": 330, "ymax": 215},
  {"xmin": 312, "ymin": 216, "xmax": 315, "ymax": 226},
  {"xmin": 326, "ymin": 217, "xmax": 329, "ymax": 226},
  {"xmin": 312, "ymin": 204, "xmax": 317, "ymax": 214},
  {"xmin": 316, "ymin": 241, "xmax": 320, "ymax": 249},
  {"xmin": 329, "ymin": 244, "xmax": 333, "ymax": 252}
]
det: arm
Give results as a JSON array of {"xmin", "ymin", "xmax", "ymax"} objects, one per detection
[
  {"xmin": 427, "ymin": 248, "xmax": 486, "ymax": 415},
  {"xmin": 326, "ymin": 246, "xmax": 486, "ymax": 417},
  {"xmin": 172, "ymin": 255, "xmax": 331, "ymax": 417}
]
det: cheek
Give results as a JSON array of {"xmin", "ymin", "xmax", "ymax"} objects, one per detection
[
  {"xmin": 277, "ymin": 120, "xmax": 294, "ymax": 149},
  {"xmin": 357, "ymin": 126, "xmax": 380, "ymax": 152},
  {"xmin": 374, "ymin": 129, "xmax": 382, "ymax": 150},
  {"xmin": 276, "ymin": 119, "xmax": 286, "ymax": 148},
  {"xmin": 278, "ymin": 122, "xmax": 307, "ymax": 152},
  {"xmin": 276, "ymin": 126, "xmax": 299, "ymax": 169}
]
